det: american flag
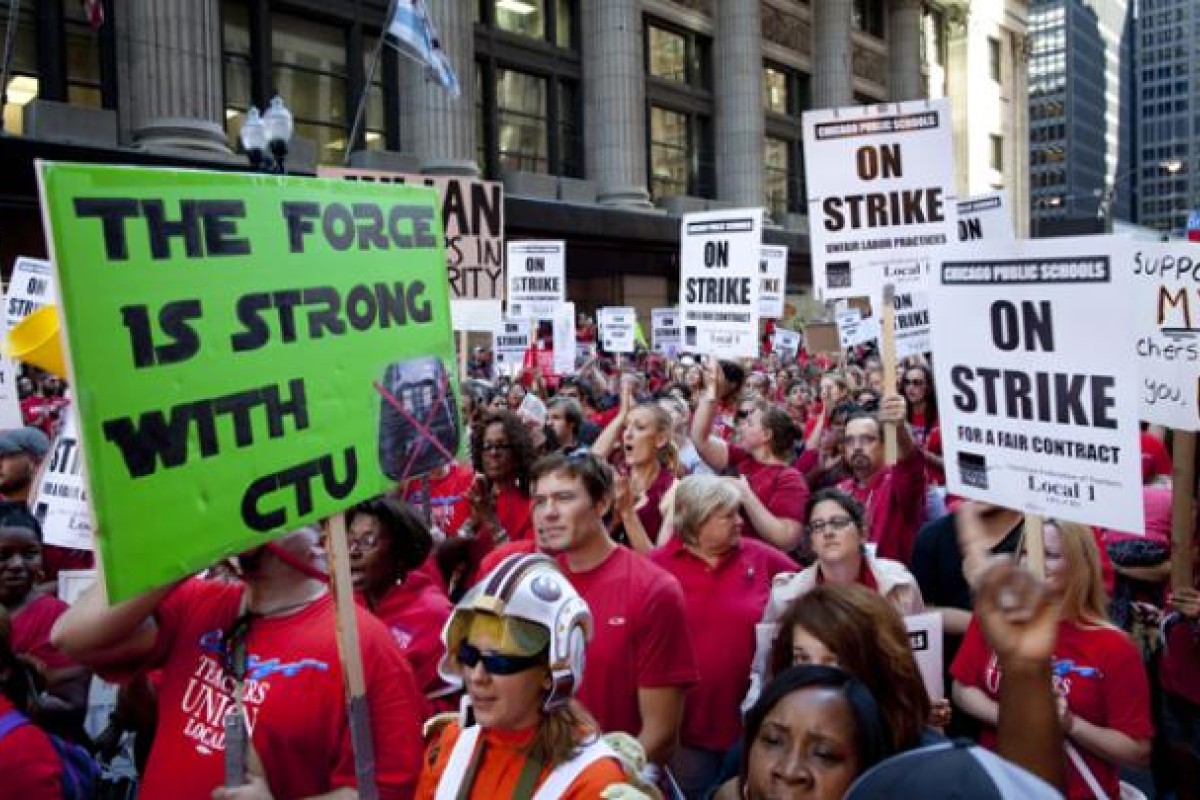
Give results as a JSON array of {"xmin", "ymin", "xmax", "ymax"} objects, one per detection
[{"xmin": 83, "ymin": 0, "xmax": 104, "ymax": 30}]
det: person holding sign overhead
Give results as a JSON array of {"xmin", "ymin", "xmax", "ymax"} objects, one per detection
[
  {"xmin": 835, "ymin": 397, "xmax": 927, "ymax": 564},
  {"xmin": 51, "ymin": 527, "xmax": 428, "ymax": 800},
  {"xmin": 690, "ymin": 359, "xmax": 810, "ymax": 554}
]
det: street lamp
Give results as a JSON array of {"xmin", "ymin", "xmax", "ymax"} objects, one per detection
[{"xmin": 239, "ymin": 96, "xmax": 293, "ymax": 174}]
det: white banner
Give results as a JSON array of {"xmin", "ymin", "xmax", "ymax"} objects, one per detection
[
  {"xmin": 507, "ymin": 240, "xmax": 565, "ymax": 319},
  {"xmin": 680, "ymin": 209, "xmax": 763, "ymax": 358},
  {"xmin": 803, "ymin": 99, "xmax": 957, "ymax": 299},
  {"xmin": 956, "ymin": 191, "xmax": 1014, "ymax": 243},
  {"xmin": 773, "ymin": 328, "xmax": 801, "ymax": 359},
  {"xmin": 1132, "ymin": 241, "xmax": 1200, "ymax": 429},
  {"xmin": 836, "ymin": 308, "xmax": 879, "ymax": 348},
  {"xmin": 33, "ymin": 413, "xmax": 93, "ymax": 550},
  {"xmin": 651, "ymin": 308, "xmax": 682, "ymax": 356},
  {"xmin": 759, "ymin": 245, "xmax": 788, "ymax": 318},
  {"xmin": 553, "ymin": 302, "xmax": 576, "ymax": 376},
  {"xmin": 493, "ymin": 317, "xmax": 531, "ymax": 373},
  {"xmin": 598, "ymin": 306, "xmax": 638, "ymax": 354},
  {"xmin": 891, "ymin": 290, "xmax": 931, "ymax": 358},
  {"xmin": 930, "ymin": 237, "xmax": 1144, "ymax": 531},
  {"xmin": 452, "ymin": 299, "xmax": 502, "ymax": 332},
  {"xmin": 905, "ymin": 612, "xmax": 945, "ymax": 700}
]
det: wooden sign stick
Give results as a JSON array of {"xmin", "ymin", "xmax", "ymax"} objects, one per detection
[
  {"xmin": 1024, "ymin": 514, "xmax": 1046, "ymax": 580},
  {"xmin": 457, "ymin": 330, "xmax": 468, "ymax": 381},
  {"xmin": 1171, "ymin": 430, "xmax": 1196, "ymax": 592},
  {"xmin": 880, "ymin": 284, "xmax": 899, "ymax": 466},
  {"xmin": 326, "ymin": 512, "xmax": 379, "ymax": 800}
]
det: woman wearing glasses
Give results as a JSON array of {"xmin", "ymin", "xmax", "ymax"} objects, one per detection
[
  {"xmin": 348, "ymin": 496, "xmax": 457, "ymax": 713},
  {"xmin": 416, "ymin": 553, "xmax": 638, "ymax": 799}
]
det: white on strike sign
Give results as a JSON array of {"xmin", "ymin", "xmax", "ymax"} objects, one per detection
[
  {"xmin": 890, "ymin": 290, "xmax": 931, "ymax": 358},
  {"xmin": 803, "ymin": 99, "xmax": 957, "ymax": 299},
  {"xmin": 1132, "ymin": 241, "xmax": 1200, "ymax": 429},
  {"xmin": 552, "ymin": 302, "xmax": 576, "ymax": 376},
  {"xmin": 957, "ymin": 192, "xmax": 1014, "ymax": 243},
  {"xmin": 598, "ymin": 307, "xmax": 638, "ymax": 354},
  {"xmin": 759, "ymin": 246, "xmax": 788, "ymax": 318},
  {"xmin": 0, "ymin": 256, "xmax": 55, "ymax": 428},
  {"xmin": 34, "ymin": 413, "xmax": 93, "ymax": 550},
  {"xmin": 652, "ymin": 308, "xmax": 681, "ymax": 355},
  {"xmin": 507, "ymin": 240, "xmax": 565, "ymax": 319},
  {"xmin": 680, "ymin": 209, "xmax": 762, "ymax": 358},
  {"xmin": 494, "ymin": 317, "xmax": 531, "ymax": 374},
  {"xmin": 930, "ymin": 237, "xmax": 1144, "ymax": 532}
]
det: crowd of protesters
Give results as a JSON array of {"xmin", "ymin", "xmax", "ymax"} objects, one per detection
[{"xmin": 0, "ymin": 327, "xmax": 1195, "ymax": 800}]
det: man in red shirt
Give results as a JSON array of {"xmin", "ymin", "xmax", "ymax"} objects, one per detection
[
  {"xmin": 837, "ymin": 395, "xmax": 926, "ymax": 564},
  {"xmin": 51, "ymin": 526, "xmax": 427, "ymax": 800},
  {"xmin": 529, "ymin": 452, "xmax": 698, "ymax": 783}
]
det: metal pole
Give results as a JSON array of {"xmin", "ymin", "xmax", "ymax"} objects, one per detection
[{"xmin": 344, "ymin": 0, "xmax": 398, "ymax": 166}]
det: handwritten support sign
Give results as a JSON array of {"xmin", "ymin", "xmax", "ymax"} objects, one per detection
[
  {"xmin": 680, "ymin": 209, "xmax": 762, "ymax": 358},
  {"xmin": 773, "ymin": 328, "xmax": 801, "ymax": 360},
  {"xmin": 39, "ymin": 163, "xmax": 459, "ymax": 601},
  {"xmin": 1132, "ymin": 242, "xmax": 1200, "ymax": 429},
  {"xmin": 318, "ymin": 167, "xmax": 504, "ymax": 331},
  {"xmin": 803, "ymin": 99, "xmax": 957, "ymax": 299},
  {"xmin": 507, "ymin": 240, "xmax": 565, "ymax": 319},
  {"xmin": 930, "ymin": 237, "xmax": 1143, "ymax": 531},
  {"xmin": 759, "ymin": 245, "xmax": 788, "ymax": 318}
]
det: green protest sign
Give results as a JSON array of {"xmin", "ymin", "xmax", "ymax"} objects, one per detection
[{"xmin": 37, "ymin": 163, "xmax": 461, "ymax": 601}]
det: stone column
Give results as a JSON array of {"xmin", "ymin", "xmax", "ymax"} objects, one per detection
[
  {"xmin": 402, "ymin": 0, "xmax": 478, "ymax": 175},
  {"xmin": 714, "ymin": 0, "xmax": 764, "ymax": 207},
  {"xmin": 811, "ymin": 0, "xmax": 855, "ymax": 108},
  {"xmin": 889, "ymin": 0, "xmax": 924, "ymax": 101},
  {"xmin": 119, "ymin": 0, "xmax": 228, "ymax": 153},
  {"xmin": 582, "ymin": 0, "xmax": 651, "ymax": 208}
]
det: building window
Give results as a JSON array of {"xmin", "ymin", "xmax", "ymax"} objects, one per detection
[
  {"xmin": 990, "ymin": 134, "xmax": 1004, "ymax": 171},
  {"xmin": 0, "ymin": 2, "xmax": 38, "ymax": 134},
  {"xmin": 271, "ymin": 12, "xmax": 349, "ymax": 164},
  {"xmin": 646, "ymin": 22, "xmax": 710, "ymax": 89},
  {"xmin": 852, "ymin": 0, "xmax": 885, "ymax": 39},
  {"xmin": 764, "ymin": 137, "xmax": 792, "ymax": 220},
  {"xmin": 496, "ymin": 68, "xmax": 548, "ymax": 173},
  {"xmin": 64, "ymin": 2, "xmax": 103, "ymax": 107},
  {"xmin": 222, "ymin": 1, "xmax": 253, "ymax": 147},
  {"xmin": 650, "ymin": 106, "xmax": 689, "ymax": 199},
  {"xmin": 764, "ymin": 66, "xmax": 788, "ymax": 114},
  {"xmin": 478, "ymin": 0, "xmax": 576, "ymax": 48},
  {"xmin": 988, "ymin": 37, "xmax": 1002, "ymax": 82}
]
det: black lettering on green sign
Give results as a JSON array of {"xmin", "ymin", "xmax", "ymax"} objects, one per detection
[
  {"xmin": 101, "ymin": 378, "xmax": 309, "ymax": 478},
  {"xmin": 73, "ymin": 198, "xmax": 250, "ymax": 260},
  {"xmin": 281, "ymin": 201, "xmax": 438, "ymax": 253},
  {"xmin": 120, "ymin": 301, "xmax": 203, "ymax": 368},
  {"xmin": 240, "ymin": 446, "xmax": 358, "ymax": 531}
]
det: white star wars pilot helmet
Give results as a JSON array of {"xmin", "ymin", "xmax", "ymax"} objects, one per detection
[{"xmin": 440, "ymin": 553, "xmax": 592, "ymax": 711}]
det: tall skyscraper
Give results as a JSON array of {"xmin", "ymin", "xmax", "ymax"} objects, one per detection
[
  {"xmin": 1135, "ymin": 0, "xmax": 1196, "ymax": 236},
  {"xmin": 1028, "ymin": 0, "xmax": 1133, "ymax": 231}
]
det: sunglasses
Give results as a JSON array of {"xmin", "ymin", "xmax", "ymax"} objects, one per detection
[
  {"xmin": 457, "ymin": 641, "xmax": 545, "ymax": 676},
  {"xmin": 481, "ymin": 442, "xmax": 514, "ymax": 452}
]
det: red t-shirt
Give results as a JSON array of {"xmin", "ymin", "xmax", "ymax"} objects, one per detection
[
  {"xmin": 1140, "ymin": 431, "xmax": 1171, "ymax": 482},
  {"xmin": 558, "ymin": 547, "xmax": 699, "ymax": 737},
  {"xmin": 951, "ymin": 618, "xmax": 1153, "ymax": 800},
  {"xmin": 496, "ymin": 484, "xmax": 534, "ymax": 543},
  {"xmin": 838, "ymin": 448, "xmax": 927, "ymax": 565},
  {"xmin": 132, "ymin": 579, "xmax": 426, "ymax": 800},
  {"xmin": 403, "ymin": 462, "xmax": 475, "ymax": 538},
  {"xmin": 364, "ymin": 571, "xmax": 454, "ymax": 704},
  {"xmin": 1160, "ymin": 613, "xmax": 1200, "ymax": 705},
  {"xmin": 12, "ymin": 594, "xmax": 75, "ymax": 670},
  {"xmin": 0, "ymin": 696, "xmax": 62, "ymax": 800},
  {"xmin": 612, "ymin": 467, "xmax": 675, "ymax": 545},
  {"xmin": 728, "ymin": 445, "xmax": 809, "ymax": 542},
  {"xmin": 649, "ymin": 538, "xmax": 796, "ymax": 750}
]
